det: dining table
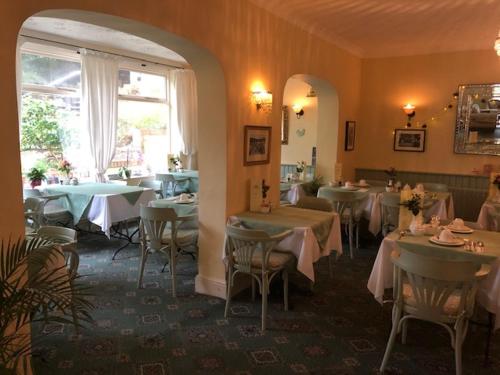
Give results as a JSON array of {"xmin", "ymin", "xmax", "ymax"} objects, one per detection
[
  {"xmin": 367, "ymin": 229, "xmax": 500, "ymax": 331},
  {"xmin": 149, "ymin": 196, "xmax": 198, "ymax": 229},
  {"xmin": 477, "ymin": 200, "xmax": 500, "ymax": 231},
  {"xmin": 325, "ymin": 186, "xmax": 455, "ymax": 236},
  {"xmin": 229, "ymin": 206, "xmax": 342, "ymax": 282},
  {"xmin": 44, "ymin": 183, "xmax": 156, "ymax": 238}
]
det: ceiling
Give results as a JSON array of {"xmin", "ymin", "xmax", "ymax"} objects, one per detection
[
  {"xmin": 250, "ymin": 0, "xmax": 500, "ymax": 58},
  {"xmin": 21, "ymin": 17, "xmax": 187, "ymax": 66}
]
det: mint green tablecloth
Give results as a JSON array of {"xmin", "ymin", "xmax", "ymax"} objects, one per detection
[
  {"xmin": 235, "ymin": 206, "xmax": 335, "ymax": 246},
  {"xmin": 150, "ymin": 198, "xmax": 198, "ymax": 217},
  {"xmin": 45, "ymin": 183, "xmax": 148, "ymax": 223},
  {"xmin": 156, "ymin": 170, "xmax": 199, "ymax": 193},
  {"xmin": 395, "ymin": 229, "xmax": 500, "ymax": 264}
]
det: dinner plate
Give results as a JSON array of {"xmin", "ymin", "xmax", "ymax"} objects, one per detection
[
  {"xmin": 174, "ymin": 199, "xmax": 195, "ymax": 204},
  {"xmin": 341, "ymin": 186, "xmax": 359, "ymax": 191},
  {"xmin": 429, "ymin": 236, "xmax": 465, "ymax": 247},
  {"xmin": 446, "ymin": 225, "xmax": 474, "ymax": 234}
]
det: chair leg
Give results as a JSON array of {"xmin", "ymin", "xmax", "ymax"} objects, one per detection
[
  {"xmin": 283, "ymin": 270, "xmax": 289, "ymax": 311},
  {"xmin": 348, "ymin": 219, "xmax": 354, "ymax": 259},
  {"xmin": 455, "ymin": 320, "xmax": 464, "ymax": 375},
  {"xmin": 251, "ymin": 277, "xmax": 256, "ymax": 301},
  {"xmin": 380, "ymin": 304, "xmax": 402, "ymax": 372},
  {"xmin": 170, "ymin": 249, "xmax": 177, "ymax": 298},
  {"xmin": 355, "ymin": 223, "xmax": 359, "ymax": 249},
  {"xmin": 261, "ymin": 274, "xmax": 268, "ymax": 331},
  {"xmin": 402, "ymin": 319, "xmax": 408, "ymax": 344},
  {"xmin": 137, "ymin": 247, "xmax": 149, "ymax": 289},
  {"xmin": 224, "ymin": 270, "xmax": 232, "ymax": 318}
]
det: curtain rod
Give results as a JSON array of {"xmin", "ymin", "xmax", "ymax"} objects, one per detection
[{"xmin": 20, "ymin": 34, "xmax": 185, "ymax": 70}]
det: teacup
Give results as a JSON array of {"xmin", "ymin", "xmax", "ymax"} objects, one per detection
[
  {"xmin": 344, "ymin": 181, "xmax": 353, "ymax": 188},
  {"xmin": 452, "ymin": 218, "xmax": 465, "ymax": 229},
  {"xmin": 438, "ymin": 229, "xmax": 455, "ymax": 242},
  {"xmin": 179, "ymin": 193, "xmax": 190, "ymax": 202},
  {"xmin": 359, "ymin": 179, "xmax": 367, "ymax": 186}
]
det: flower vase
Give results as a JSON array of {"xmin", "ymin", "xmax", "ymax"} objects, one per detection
[
  {"xmin": 299, "ymin": 171, "xmax": 306, "ymax": 181},
  {"xmin": 409, "ymin": 214, "xmax": 423, "ymax": 235}
]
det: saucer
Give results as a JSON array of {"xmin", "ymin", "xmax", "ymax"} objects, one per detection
[
  {"xmin": 429, "ymin": 236, "xmax": 465, "ymax": 247},
  {"xmin": 446, "ymin": 225, "xmax": 473, "ymax": 234},
  {"xmin": 341, "ymin": 186, "xmax": 359, "ymax": 191}
]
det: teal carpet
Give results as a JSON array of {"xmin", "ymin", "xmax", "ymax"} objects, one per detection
[{"xmin": 31, "ymin": 232, "xmax": 499, "ymax": 374}]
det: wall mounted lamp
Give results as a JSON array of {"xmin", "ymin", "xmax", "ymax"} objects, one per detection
[
  {"xmin": 402, "ymin": 103, "xmax": 416, "ymax": 127},
  {"xmin": 251, "ymin": 90, "xmax": 273, "ymax": 112},
  {"xmin": 292, "ymin": 103, "xmax": 304, "ymax": 119},
  {"xmin": 495, "ymin": 33, "xmax": 500, "ymax": 56}
]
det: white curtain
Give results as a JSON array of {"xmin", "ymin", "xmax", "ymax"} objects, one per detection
[
  {"xmin": 167, "ymin": 69, "xmax": 198, "ymax": 169},
  {"xmin": 80, "ymin": 49, "xmax": 119, "ymax": 182}
]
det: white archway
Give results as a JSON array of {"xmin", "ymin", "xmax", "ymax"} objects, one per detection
[
  {"xmin": 18, "ymin": 9, "xmax": 228, "ymax": 297},
  {"xmin": 283, "ymin": 74, "xmax": 339, "ymax": 182}
]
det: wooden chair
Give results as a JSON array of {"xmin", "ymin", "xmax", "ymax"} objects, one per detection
[
  {"xmin": 317, "ymin": 187, "xmax": 361, "ymax": 259},
  {"xmin": 224, "ymin": 225, "xmax": 294, "ymax": 331},
  {"xmin": 380, "ymin": 192, "xmax": 401, "ymax": 236},
  {"xmin": 137, "ymin": 206, "xmax": 198, "ymax": 297},
  {"xmin": 380, "ymin": 245, "xmax": 489, "ymax": 375},
  {"xmin": 296, "ymin": 196, "xmax": 333, "ymax": 212},
  {"xmin": 139, "ymin": 179, "xmax": 164, "ymax": 199}
]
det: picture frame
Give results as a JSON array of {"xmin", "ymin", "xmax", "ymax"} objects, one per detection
[
  {"xmin": 244, "ymin": 125, "xmax": 272, "ymax": 165},
  {"xmin": 344, "ymin": 121, "xmax": 356, "ymax": 151},
  {"xmin": 393, "ymin": 128, "xmax": 426, "ymax": 152},
  {"xmin": 281, "ymin": 105, "xmax": 289, "ymax": 145}
]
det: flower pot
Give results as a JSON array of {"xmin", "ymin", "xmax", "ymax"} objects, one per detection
[{"xmin": 30, "ymin": 179, "xmax": 42, "ymax": 189}]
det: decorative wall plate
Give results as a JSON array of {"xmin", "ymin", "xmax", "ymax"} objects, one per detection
[{"xmin": 296, "ymin": 128, "xmax": 306, "ymax": 137}]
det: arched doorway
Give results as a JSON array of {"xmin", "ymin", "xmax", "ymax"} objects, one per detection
[
  {"xmin": 17, "ymin": 10, "xmax": 228, "ymax": 297},
  {"xmin": 280, "ymin": 74, "xmax": 338, "ymax": 189}
]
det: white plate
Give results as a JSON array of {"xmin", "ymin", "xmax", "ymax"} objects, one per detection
[
  {"xmin": 429, "ymin": 236, "xmax": 465, "ymax": 247},
  {"xmin": 446, "ymin": 225, "xmax": 474, "ymax": 234},
  {"xmin": 341, "ymin": 186, "xmax": 359, "ymax": 191},
  {"xmin": 174, "ymin": 199, "xmax": 195, "ymax": 204}
]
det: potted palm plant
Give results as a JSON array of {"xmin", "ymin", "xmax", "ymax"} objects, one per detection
[
  {"xmin": 26, "ymin": 167, "xmax": 46, "ymax": 189},
  {"xmin": 0, "ymin": 237, "xmax": 94, "ymax": 373}
]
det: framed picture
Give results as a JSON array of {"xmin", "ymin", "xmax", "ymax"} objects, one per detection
[
  {"xmin": 244, "ymin": 125, "xmax": 271, "ymax": 165},
  {"xmin": 281, "ymin": 105, "xmax": 289, "ymax": 145},
  {"xmin": 393, "ymin": 128, "xmax": 426, "ymax": 152},
  {"xmin": 345, "ymin": 121, "xmax": 356, "ymax": 151}
]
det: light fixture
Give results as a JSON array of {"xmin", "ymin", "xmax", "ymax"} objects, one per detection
[
  {"xmin": 251, "ymin": 90, "xmax": 273, "ymax": 112},
  {"xmin": 292, "ymin": 103, "xmax": 304, "ymax": 119},
  {"xmin": 306, "ymin": 88, "xmax": 317, "ymax": 98},
  {"xmin": 495, "ymin": 34, "xmax": 500, "ymax": 56},
  {"xmin": 402, "ymin": 103, "xmax": 416, "ymax": 127}
]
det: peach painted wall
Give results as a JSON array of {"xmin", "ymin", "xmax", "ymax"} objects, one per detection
[
  {"xmin": 0, "ymin": 0, "xmax": 361, "ymax": 296},
  {"xmin": 356, "ymin": 50, "xmax": 500, "ymax": 175}
]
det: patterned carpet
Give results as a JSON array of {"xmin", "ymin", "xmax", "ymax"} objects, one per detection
[{"xmin": 31, "ymin": 231, "xmax": 499, "ymax": 375}]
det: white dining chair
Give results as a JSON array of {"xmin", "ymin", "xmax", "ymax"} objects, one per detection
[
  {"xmin": 380, "ymin": 245, "xmax": 489, "ymax": 375},
  {"xmin": 380, "ymin": 192, "xmax": 401, "ymax": 236},
  {"xmin": 224, "ymin": 225, "xmax": 294, "ymax": 331},
  {"xmin": 139, "ymin": 179, "xmax": 164, "ymax": 199}
]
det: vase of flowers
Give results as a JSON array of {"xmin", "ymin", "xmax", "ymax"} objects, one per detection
[
  {"xmin": 401, "ymin": 193, "xmax": 423, "ymax": 234},
  {"xmin": 385, "ymin": 167, "xmax": 397, "ymax": 189},
  {"xmin": 58, "ymin": 159, "xmax": 73, "ymax": 184},
  {"xmin": 260, "ymin": 179, "xmax": 271, "ymax": 213},
  {"xmin": 26, "ymin": 167, "xmax": 46, "ymax": 189},
  {"xmin": 296, "ymin": 161, "xmax": 307, "ymax": 181},
  {"xmin": 119, "ymin": 166, "xmax": 131, "ymax": 179}
]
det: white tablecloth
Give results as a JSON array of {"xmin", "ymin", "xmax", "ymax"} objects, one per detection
[
  {"xmin": 477, "ymin": 201, "xmax": 500, "ymax": 231},
  {"xmin": 363, "ymin": 192, "xmax": 454, "ymax": 236},
  {"xmin": 87, "ymin": 189, "xmax": 156, "ymax": 237},
  {"xmin": 227, "ymin": 212, "xmax": 342, "ymax": 282},
  {"xmin": 367, "ymin": 232, "xmax": 500, "ymax": 331}
]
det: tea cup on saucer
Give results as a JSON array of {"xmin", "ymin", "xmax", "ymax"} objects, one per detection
[
  {"xmin": 359, "ymin": 179, "xmax": 367, "ymax": 186},
  {"xmin": 344, "ymin": 181, "xmax": 353, "ymax": 188},
  {"xmin": 179, "ymin": 193, "xmax": 190, "ymax": 202}
]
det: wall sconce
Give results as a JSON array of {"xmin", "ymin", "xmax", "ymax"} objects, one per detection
[
  {"xmin": 251, "ymin": 90, "xmax": 273, "ymax": 112},
  {"xmin": 292, "ymin": 103, "xmax": 304, "ymax": 119},
  {"xmin": 402, "ymin": 103, "xmax": 416, "ymax": 127}
]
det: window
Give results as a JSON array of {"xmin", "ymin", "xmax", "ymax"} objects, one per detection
[{"xmin": 19, "ymin": 45, "xmax": 183, "ymax": 185}]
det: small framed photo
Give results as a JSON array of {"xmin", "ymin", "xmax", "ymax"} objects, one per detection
[
  {"xmin": 345, "ymin": 121, "xmax": 356, "ymax": 151},
  {"xmin": 394, "ymin": 128, "xmax": 426, "ymax": 152},
  {"xmin": 244, "ymin": 125, "xmax": 271, "ymax": 165}
]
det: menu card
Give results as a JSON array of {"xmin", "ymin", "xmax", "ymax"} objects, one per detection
[{"xmin": 249, "ymin": 178, "xmax": 262, "ymax": 212}]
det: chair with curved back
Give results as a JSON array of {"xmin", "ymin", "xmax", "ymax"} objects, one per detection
[
  {"xmin": 380, "ymin": 245, "xmax": 489, "ymax": 375},
  {"xmin": 380, "ymin": 192, "xmax": 401, "ymax": 236},
  {"xmin": 317, "ymin": 187, "xmax": 363, "ymax": 259},
  {"xmin": 156, "ymin": 173, "xmax": 190, "ymax": 197},
  {"xmin": 137, "ymin": 206, "xmax": 198, "ymax": 297},
  {"xmin": 139, "ymin": 179, "xmax": 164, "ymax": 199},
  {"xmin": 418, "ymin": 182, "xmax": 449, "ymax": 192},
  {"xmin": 224, "ymin": 225, "xmax": 294, "ymax": 331},
  {"xmin": 296, "ymin": 196, "xmax": 333, "ymax": 212}
]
